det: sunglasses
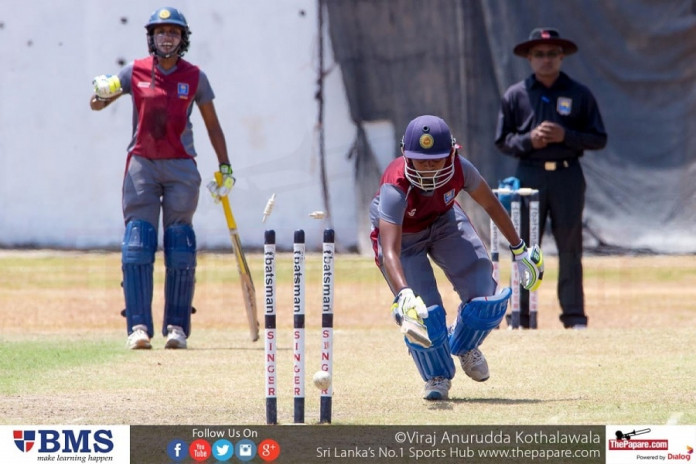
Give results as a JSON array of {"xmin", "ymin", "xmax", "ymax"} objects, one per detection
[{"xmin": 531, "ymin": 50, "xmax": 562, "ymax": 59}]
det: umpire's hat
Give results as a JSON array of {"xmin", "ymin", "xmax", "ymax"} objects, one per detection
[{"xmin": 513, "ymin": 28, "xmax": 578, "ymax": 57}]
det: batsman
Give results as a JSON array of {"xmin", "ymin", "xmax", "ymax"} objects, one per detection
[
  {"xmin": 370, "ymin": 115, "xmax": 544, "ymax": 400},
  {"xmin": 90, "ymin": 7, "xmax": 235, "ymax": 349}
]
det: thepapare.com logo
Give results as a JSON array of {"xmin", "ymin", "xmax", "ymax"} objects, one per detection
[{"xmin": 13, "ymin": 428, "xmax": 114, "ymax": 454}]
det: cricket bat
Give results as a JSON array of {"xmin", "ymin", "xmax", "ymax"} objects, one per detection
[{"xmin": 215, "ymin": 172, "xmax": 260, "ymax": 342}]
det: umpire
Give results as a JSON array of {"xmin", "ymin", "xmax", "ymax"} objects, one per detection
[{"xmin": 494, "ymin": 28, "xmax": 607, "ymax": 329}]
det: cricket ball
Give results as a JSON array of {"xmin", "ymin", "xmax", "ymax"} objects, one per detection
[{"xmin": 313, "ymin": 371, "xmax": 331, "ymax": 390}]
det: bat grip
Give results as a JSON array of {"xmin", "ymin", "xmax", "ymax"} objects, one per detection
[{"xmin": 214, "ymin": 171, "xmax": 238, "ymax": 229}]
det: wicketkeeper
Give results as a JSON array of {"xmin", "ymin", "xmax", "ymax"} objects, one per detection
[
  {"xmin": 90, "ymin": 7, "xmax": 235, "ymax": 349},
  {"xmin": 370, "ymin": 115, "xmax": 544, "ymax": 400}
]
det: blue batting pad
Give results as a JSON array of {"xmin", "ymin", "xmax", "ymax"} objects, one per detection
[
  {"xmin": 449, "ymin": 287, "xmax": 511, "ymax": 355},
  {"xmin": 407, "ymin": 305, "xmax": 456, "ymax": 381},
  {"xmin": 122, "ymin": 219, "xmax": 157, "ymax": 337},
  {"xmin": 163, "ymin": 224, "xmax": 196, "ymax": 337}
]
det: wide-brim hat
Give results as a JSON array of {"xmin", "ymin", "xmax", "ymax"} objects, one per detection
[{"xmin": 513, "ymin": 28, "xmax": 578, "ymax": 57}]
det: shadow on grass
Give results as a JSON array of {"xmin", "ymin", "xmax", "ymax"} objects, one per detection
[
  {"xmin": 184, "ymin": 345, "xmax": 266, "ymax": 351},
  {"xmin": 426, "ymin": 397, "xmax": 580, "ymax": 410}
]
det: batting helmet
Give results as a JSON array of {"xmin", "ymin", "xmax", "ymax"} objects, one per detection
[
  {"xmin": 401, "ymin": 115, "xmax": 457, "ymax": 191},
  {"xmin": 145, "ymin": 7, "xmax": 191, "ymax": 57}
]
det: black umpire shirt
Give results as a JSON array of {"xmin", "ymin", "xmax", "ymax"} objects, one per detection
[{"xmin": 495, "ymin": 71, "xmax": 607, "ymax": 160}]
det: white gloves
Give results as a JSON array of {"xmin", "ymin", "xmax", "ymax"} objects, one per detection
[
  {"xmin": 391, "ymin": 288, "xmax": 428, "ymax": 323},
  {"xmin": 92, "ymin": 75, "xmax": 122, "ymax": 100},
  {"xmin": 510, "ymin": 241, "xmax": 544, "ymax": 291},
  {"xmin": 206, "ymin": 163, "xmax": 236, "ymax": 203}
]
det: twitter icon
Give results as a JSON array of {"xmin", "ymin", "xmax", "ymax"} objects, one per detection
[{"xmin": 212, "ymin": 439, "xmax": 234, "ymax": 462}]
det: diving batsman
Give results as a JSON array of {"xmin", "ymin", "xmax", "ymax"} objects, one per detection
[{"xmin": 370, "ymin": 115, "xmax": 544, "ymax": 400}]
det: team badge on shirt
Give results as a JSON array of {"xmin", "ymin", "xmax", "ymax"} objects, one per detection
[
  {"xmin": 443, "ymin": 189, "xmax": 456, "ymax": 204},
  {"xmin": 177, "ymin": 83, "xmax": 190, "ymax": 99},
  {"xmin": 557, "ymin": 97, "xmax": 572, "ymax": 115}
]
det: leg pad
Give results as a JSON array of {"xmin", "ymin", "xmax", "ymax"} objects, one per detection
[
  {"xmin": 449, "ymin": 287, "xmax": 511, "ymax": 356},
  {"xmin": 163, "ymin": 224, "xmax": 196, "ymax": 337},
  {"xmin": 406, "ymin": 305, "xmax": 456, "ymax": 381},
  {"xmin": 122, "ymin": 220, "xmax": 157, "ymax": 337}
]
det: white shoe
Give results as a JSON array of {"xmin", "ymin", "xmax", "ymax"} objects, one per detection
[
  {"xmin": 165, "ymin": 325, "xmax": 187, "ymax": 349},
  {"xmin": 422, "ymin": 376, "xmax": 451, "ymax": 400},
  {"xmin": 127, "ymin": 325, "xmax": 151, "ymax": 350},
  {"xmin": 459, "ymin": 348, "xmax": 489, "ymax": 382}
]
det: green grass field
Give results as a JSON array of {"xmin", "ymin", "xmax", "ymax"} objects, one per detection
[{"xmin": 0, "ymin": 251, "xmax": 694, "ymax": 425}]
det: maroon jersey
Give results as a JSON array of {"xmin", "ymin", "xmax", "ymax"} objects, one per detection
[
  {"xmin": 130, "ymin": 56, "xmax": 200, "ymax": 159},
  {"xmin": 378, "ymin": 156, "xmax": 477, "ymax": 233}
]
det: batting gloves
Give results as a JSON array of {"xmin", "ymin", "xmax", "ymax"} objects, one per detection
[
  {"xmin": 510, "ymin": 241, "xmax": 544, "ymax": 291},
  {"xmin": 92, "ymin": 74, "xmax": 122, "ymax": 100},
  {"xmin": 206, "ymin": 163, "xmax": 236, "ymax": 203},
  {"xmin": 392, "ymin": 288, "xmax": 431, "ymax": 348}
]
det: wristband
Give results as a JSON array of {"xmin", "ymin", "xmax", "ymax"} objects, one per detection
[{"xmin": 510, "ymin": 241, "xmax": 526, "ymax": 257}]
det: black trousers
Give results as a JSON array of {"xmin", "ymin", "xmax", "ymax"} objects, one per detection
[{"xmin": 515, "ymin": 159, "xmax": 587, "ymax": 328}]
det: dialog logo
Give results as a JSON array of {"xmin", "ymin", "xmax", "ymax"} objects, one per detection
[{"xmin": 212, "ymin": 439, "xmax": 234, "ymax": 462}]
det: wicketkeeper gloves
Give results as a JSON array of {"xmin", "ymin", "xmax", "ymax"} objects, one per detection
[
  {"xmin": 206, "ymin": 163, "xmax": 236, "ymax": 203},
  {"xmin": 92, "ymin": 74, "xmax": 123, "ymax": 100},
  {"xmin": 510, "ymin": 241, "xmax": 545, "ymax": 291}
]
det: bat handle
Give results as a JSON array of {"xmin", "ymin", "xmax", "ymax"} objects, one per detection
[{"xmin": 214, "ymin": 171, "xmax": 238, "ymax": 229}]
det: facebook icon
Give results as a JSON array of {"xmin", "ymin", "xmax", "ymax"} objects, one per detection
[{"xmin": 167, "ymin": 439, "xmax": 188, "ymax": 462}]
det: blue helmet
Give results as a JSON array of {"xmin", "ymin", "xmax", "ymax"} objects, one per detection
[
  {"xmin": 401, "ymin": 115, "xmax": 457, "ymax": 191},
  {"xmin": 145, "ymin": 7, "xmax": 191, "ymax": 57}
]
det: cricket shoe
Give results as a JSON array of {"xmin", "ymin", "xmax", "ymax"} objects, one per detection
[
  {"xmin": 127, "ymin": 325, "xmax": 151, "ymax": 350},
  {"xmin": 165, "ymin": 325, "xmax": 187, "ymax": 349},
  {"xmin": 422, "ymin": 376, "xmax": 451, "ymax": 401},
  {"xmin": 400, "ymin": 308, "xmax": 432, "ymax": 348},
  {"xmin": 459, "ymin": 348, "xmax": 489, "ymax": 382}
]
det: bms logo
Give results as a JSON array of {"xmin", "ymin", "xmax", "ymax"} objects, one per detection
[
  {"xmin": 12, "ymin": 429, "xmax": 114, "ymax": 453},
  {"xmin": 13, "ymin": 430, "xmax": 35, "ymax": 452}
]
